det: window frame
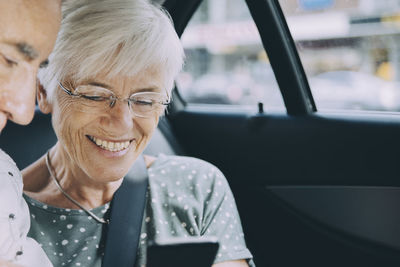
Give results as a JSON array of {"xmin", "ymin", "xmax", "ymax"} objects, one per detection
[{"xmin": 163, "ymin": 0, "xmax": 316, "ymax": 115}]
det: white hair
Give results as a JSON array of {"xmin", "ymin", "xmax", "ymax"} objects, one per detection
[{"xmin": 38, "ymin": 0, "xmax": 184, "ymax": 101}]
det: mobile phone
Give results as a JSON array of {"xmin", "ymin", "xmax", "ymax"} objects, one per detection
[{"xmin": 146, "ymin": 236, "xmax": 219, "ymax": 267}]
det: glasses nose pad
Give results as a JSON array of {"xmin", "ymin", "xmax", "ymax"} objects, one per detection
[
  {"xmin": 127, "ymin": 99, "xmax": 134, "ymax": 115},
  {"xmin": 109, "ymin": 98, "xmax": 134, "ymax": 115},
  {"xmin": 109, "ymin": 98, "xmax": 116, "ymax": 108}
]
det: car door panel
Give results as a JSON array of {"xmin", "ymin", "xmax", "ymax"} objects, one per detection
[
  {"xmin": 165, "ymin": 107, "xmax": 400, "ymax": 266},
  {"xmin": 237, "ymin": 185, "xmax": 400, "ymax": 267},
  {"xmin": 169, "ymin": 108, "xmax": 400, "ymax": 186},
  {"xmin": 269, "ymin": 186, "xmax": 400, "ymax": 252}
]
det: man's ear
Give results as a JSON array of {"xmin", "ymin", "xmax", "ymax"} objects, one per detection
[{"xmin": 36, "ymin": 81, "xmax": 52, "ymax": 114}]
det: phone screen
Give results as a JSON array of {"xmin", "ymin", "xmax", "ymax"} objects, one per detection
[{"xmin": 146, "ymin": 237, "xmax": 219, "ymax": 267}]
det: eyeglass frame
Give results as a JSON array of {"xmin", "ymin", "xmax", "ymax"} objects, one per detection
[{"xmin": 58, "ymin": 81, "xmax": 171, "ymax": 118}]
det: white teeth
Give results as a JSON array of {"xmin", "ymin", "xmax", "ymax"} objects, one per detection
[
  {"xmin": 90, "ymin": 136, "xmax": 131, "ymax": 152},
  {"xmin": 108, "ymin": 142, "xmax": 114, "ymax": 150}
]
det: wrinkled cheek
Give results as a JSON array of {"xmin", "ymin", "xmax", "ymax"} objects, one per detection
[
  {"xmin": 52, "ymin": 97, "xmax": 86, "ymax": 163},
  {"xmin": 135, "ymin": 116, "xmax": 160, "ymax": 150}
]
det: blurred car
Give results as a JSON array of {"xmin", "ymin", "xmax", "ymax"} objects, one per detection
[
  {"xmin": 310, "ymin": 70, "xmax": 400, "ymax": 111},
  {"xmin": 178, "ymin": 71, "xmax": 283, "ymax": 108}
]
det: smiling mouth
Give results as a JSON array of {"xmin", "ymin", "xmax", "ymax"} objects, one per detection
[{"xmin": 87, "ymin": 135, "xmax": 132, "ymax": 152}]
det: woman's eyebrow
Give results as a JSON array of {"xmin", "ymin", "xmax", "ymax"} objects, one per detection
[
  {"xmin": 82, "ymin": 81, "xmax": 161, "ymax": 93},
  {"xmin": 86, "ymin": 81, "xmax": 113, "ymax": 89},
  {"xmin": 133, "ymin": 87, "xmax": 160, "ymax": 93}
]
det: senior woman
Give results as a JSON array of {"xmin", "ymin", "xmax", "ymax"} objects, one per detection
[{"xmin": 21, "ymin": 0, "xmax": 255, "ymax": 266}]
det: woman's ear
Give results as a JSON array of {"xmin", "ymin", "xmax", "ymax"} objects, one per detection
[{"xmin": 36, "ymin": 81, "xmax": 52, "ymax": 114}]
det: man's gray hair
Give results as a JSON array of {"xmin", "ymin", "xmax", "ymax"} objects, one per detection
[{"xmin": 38, "ymin": 0, "xmax": 184, "ymax": 101}]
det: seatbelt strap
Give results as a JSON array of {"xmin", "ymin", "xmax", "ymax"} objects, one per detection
[{"xmin": 102, "ymin": 155, "xmax": 148, "ymax": 267}]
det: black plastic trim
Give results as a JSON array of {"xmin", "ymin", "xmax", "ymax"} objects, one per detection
[
  {"xmin": 245, "ymin": 0, "xmax": 316, "ymax": 115},
  {"xmin": 162, "ymin": 0, "xmax": 204, "ymax": 111},
  {"xmin": 163, "ymin": 0, "xmax": 202, "ymax": 37}
]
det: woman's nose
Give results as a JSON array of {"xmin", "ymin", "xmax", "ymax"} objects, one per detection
[{"xmin": 106, "ymin": 99, "xmax": 134, "ymax": 129}]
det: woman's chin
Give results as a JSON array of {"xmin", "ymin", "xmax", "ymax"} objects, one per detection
[{"xmin": 82, "ymin": 138, "xmax": 139, "ymax": 182}]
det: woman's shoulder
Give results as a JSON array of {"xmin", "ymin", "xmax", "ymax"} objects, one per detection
[
  {"xmin": 150, "ymin": 154, "xmax": 223, "ymax": 177},
  {"xmin": 147, "ymin": 154, "xmax": 230, "ymax": 194}
]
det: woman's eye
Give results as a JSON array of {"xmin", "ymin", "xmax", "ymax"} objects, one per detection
[
  {"xmin": 133, "ymin": 99, "xmax": 153, "ymax": 105},
  {"xmin": 82, "ymin": 95, "xmax": 107, "ymax": 101}
]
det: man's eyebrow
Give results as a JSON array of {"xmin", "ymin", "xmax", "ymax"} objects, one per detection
[{"xmin": 14, "ymin": 42, "xmax": 39, "ymax": 61}]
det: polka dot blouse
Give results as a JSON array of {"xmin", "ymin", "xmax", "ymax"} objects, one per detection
[{"xmin": 24, "ymin": 154, "xmax": 255, "ymax": 266}]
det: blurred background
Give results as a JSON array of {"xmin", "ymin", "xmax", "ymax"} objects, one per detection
[{"xmin": 176, "ymin": 0, "xmax": 400, "ymax": 112}]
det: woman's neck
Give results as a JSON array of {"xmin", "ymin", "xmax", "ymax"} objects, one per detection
[{"xmin": 22, "ymin": 143, "xmax": 123, "ymax": 209}]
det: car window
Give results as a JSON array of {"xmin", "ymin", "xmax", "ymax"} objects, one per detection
[
  {"xmin": 177, "ymin": 0, "xmax": 285, "ymax": 109},
  {"xmin": 279, "ymin": 0, "xmax": 400, "ymax": 112}
]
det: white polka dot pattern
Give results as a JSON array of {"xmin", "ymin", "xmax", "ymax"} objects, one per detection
[
  {"xmin": 24, "ymin": 154, "xmax": 254, "ymax": 267},
  {"xmin": 24, "ymin": 194, "xmax": 110, "ymax": 267},
  {"xmin": 136, "ymin": 154, "xmax": 254, "ymax": 266}
]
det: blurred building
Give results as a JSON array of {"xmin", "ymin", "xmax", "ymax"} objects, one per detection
[{"xmin": 179, "ymin": 0, "xmax": 400, "ymax": 110}]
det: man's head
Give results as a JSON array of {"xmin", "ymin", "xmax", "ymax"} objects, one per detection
[{"xmin": 0, "ymin": 0, "xmax": 61, "ymax": 132}]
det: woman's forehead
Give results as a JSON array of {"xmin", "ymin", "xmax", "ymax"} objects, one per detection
[{"xmin": 75, "ymin": 68, "xmax": 166, "ymax": 93}]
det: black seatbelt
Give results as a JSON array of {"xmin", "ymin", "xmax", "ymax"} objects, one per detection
[{"xmin": 102, "ymin": 155, "xmax": 148, "ymax": 267}]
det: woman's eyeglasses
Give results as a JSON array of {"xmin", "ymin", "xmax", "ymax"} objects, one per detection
[{"xmin": 58, "ymin": 82, "xmax": 170, "ymax": 118}]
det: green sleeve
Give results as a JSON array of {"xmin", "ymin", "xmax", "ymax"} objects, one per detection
[{"xmin": 200, "ymin": 166, "xmax": 255, "ymax": 266}]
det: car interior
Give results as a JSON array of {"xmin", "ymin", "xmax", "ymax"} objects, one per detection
[{"xmin": 2, "ymin": 0, "xmax": 400, "ymax": 266}]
